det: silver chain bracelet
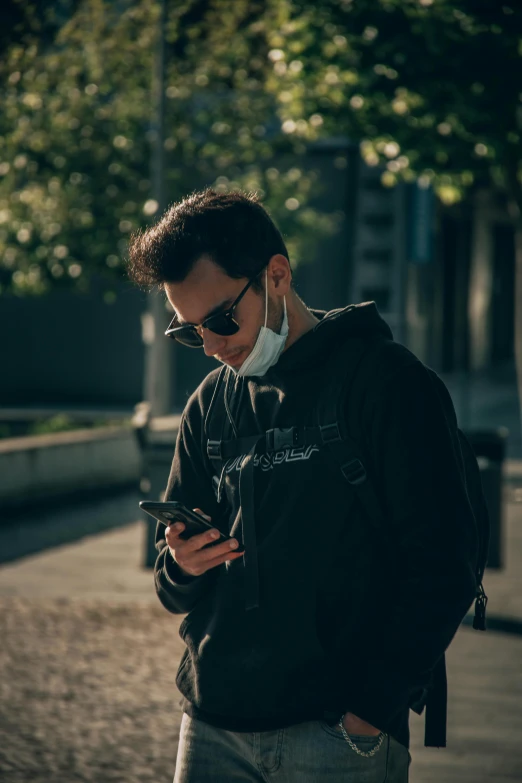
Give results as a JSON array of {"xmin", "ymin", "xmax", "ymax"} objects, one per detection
[{"xmin": 337, "ymin": 716, "xmax": 386, "ymax": 758}]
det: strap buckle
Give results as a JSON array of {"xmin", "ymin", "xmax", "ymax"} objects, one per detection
[
  {"xmin": 341, "ymin": 459, "xmax": 367, "ymax": 486},
  {"xmin": 207, "ymin": 440, "xmax": 223, "ymax": 460},
  {"xmin": 266, "ymin": 427, "xmax": 301, "ymax": 452},
  {"xmin": 319, "ymin": 422, "xmax": 342, "ymax": 443}
]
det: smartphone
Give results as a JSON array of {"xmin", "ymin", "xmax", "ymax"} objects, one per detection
[{"xmin": 139, "ymin": 500, "xmax": 243, "ymax": 551}]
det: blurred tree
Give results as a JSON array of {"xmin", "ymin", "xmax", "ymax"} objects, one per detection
[
  {"xmin": 264, "ymin": 0, "xmax": 522, "ymax": 415},
  {"xmin": 268, "ymin": 1, "xmax": 520, "ymax": 211},
  {"xmin": 0, "ymin": 0, "xmax": 155, "ymax": 296},
  {"xmin": 0, "ymin": 0, "xmax": 76, "ymax": 56},
  {"xmin": 0, "ymin": 0, "xmax": 338, "ymax": 299}
]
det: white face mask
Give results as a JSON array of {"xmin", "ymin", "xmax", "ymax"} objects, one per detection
[{"xmin": 230, "ymin": 268, "xmax": 288, "ymax": 378}]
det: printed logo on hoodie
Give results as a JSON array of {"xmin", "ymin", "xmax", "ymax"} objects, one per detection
[{"xmin": 225, "ymin": 445, "xmax": 320, "ymax": 474}]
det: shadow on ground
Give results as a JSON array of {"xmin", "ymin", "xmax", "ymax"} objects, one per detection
[{"xmin": 0, "ymin": 491, "xmax": 142, "ymax": 565}]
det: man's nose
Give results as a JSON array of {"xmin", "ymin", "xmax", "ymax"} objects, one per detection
[{"xmin": 201, "ymin": 327, "xmax": 226, "ymax": 357}]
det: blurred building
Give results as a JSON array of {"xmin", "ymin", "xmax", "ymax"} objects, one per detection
[{"xmin": 344, "ymin": 159, "xmax": 515, "ymax": 376}]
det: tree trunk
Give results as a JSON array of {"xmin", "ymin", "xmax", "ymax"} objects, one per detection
[
  {"xmin": 143, "ymin": 0, "xmax": 172, "ymax": 417},
  {"xmin": 514, "ymin": 217, "xmax": 522, "ymax": 440}
]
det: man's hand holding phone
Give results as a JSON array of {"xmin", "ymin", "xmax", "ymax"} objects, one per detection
[{"xmin": 166, "ymin": 508, "xmax": 244, "ymax": 578}]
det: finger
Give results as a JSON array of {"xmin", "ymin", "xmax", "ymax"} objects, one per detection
[
  {"xmin": 169, "ymin": 524, "xmax": 224, "ymax": 556},
  {"xmin": 180, "ymin": 549, "xmax": 244, "ymax": 576},
  {"xmin": 165, "ymin": 522, "xmax": 185, "ymax": 546},
  {"xmin": 193, "ymin": 508, "xmax": 212, "ymax": 521},
  {"xmin": 190, "ymin": 536, "xmax": 244, "ymax": 562},
  {"xmin": 183, "ymin": 527, "xmax": 226, "ymax": 553}
]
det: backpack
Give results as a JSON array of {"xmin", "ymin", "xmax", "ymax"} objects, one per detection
[{"xmin": 204, "ymin": 336, "xmax": 490, "ymax": 749}]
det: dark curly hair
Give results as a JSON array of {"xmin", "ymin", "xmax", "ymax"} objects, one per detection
[{"xmin": 127, "ymin": 188, "xmax": 292, "ymax": 293}]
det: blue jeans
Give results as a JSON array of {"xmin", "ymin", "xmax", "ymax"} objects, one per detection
[{"xmin": 174, "ymin": 712, "xmax": 411, "ymax": 782}]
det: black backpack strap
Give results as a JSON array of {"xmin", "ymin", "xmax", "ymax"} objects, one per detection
[
  {"xmin": 424, "ymin": 655, "xmax": 447, "ymax": 747},
  {"xmin": 204, "ymin": 365, "xmax": 229, "ymax": 463},
  {"xmin": 315, "ymin": 337, "xmax": 448, "ymax": 748},
  {"xmin": 205, "ymin": 367, "xmax": 242, "ymax": 502},
  {"xmin": 315, "ymin": 338, "xmax": 387, "ymax": 530}
]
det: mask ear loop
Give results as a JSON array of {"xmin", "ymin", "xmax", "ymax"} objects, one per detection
[
  {"xmin": 265, "ymin": 266, "xmax": 287, "ymax": 332},
  {"xmin": 264, "ymin": 267, "xmax": 269, "ymax": 326}
]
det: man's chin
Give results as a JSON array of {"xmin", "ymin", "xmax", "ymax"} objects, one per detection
[{"xmin": 217, "ymin": 349, "xmax": 247, "ymax": 368}]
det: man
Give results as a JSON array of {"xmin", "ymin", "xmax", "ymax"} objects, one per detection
[{"xmin": 127, "ymin": 188, "xmax": 477, "ymax": 782}]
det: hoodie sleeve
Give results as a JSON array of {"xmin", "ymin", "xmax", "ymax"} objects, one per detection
[
  {"xmin": 153, "ymin": 393, "xmax": 222, "ymax": 615},
  {"xmin": 344, "ymin": 360, "xmax": 478, "ymax": 732}
]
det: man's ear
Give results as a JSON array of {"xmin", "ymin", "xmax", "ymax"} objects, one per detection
[{"xmin": 268, "ymin": 254, "xmax": 291, "ymax": 295}]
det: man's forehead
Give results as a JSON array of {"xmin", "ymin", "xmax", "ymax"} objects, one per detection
[
  {"xmin": 165, "ymin": 281, "xmax": 236, "ymax": 325},
  {"xmin": 165, "ymin": 257, "xmax": 243, "ymax": 323}
]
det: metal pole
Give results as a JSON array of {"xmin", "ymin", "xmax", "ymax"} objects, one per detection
[
  {"xmin": 143, "ymin": 0, "xmax": 172, "ymax": 417},
  {"xmin": 141, "ymin": 0, "xmax": 172, "ymax": 567}
]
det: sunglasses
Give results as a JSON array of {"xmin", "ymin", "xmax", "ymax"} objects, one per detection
[{"xmin": 165, "ymin": 275, "xmax": 257, "ymax": 348}]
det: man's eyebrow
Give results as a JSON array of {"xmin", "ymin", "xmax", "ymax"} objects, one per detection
[{"xmin": 176, "ymin": 297, "xmax": 235, "ymax": 326}]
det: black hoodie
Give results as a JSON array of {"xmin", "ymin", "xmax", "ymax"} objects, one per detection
[{"xmin": 154, "ymin": 303, "xmax": 477, "ymax": 750}]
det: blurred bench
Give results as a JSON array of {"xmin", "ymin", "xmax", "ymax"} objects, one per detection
[
  {"xmin": 0, "ymin": 426, "xmax": 141, "ymax": 513},
  {"xmin": 132, "ymin": 402, "xmax": 181, "ymax": 567}
]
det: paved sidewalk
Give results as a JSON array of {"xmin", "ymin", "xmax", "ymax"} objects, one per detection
[{"xmin": 0, "ymin": 488, "xmax": 521, "ymax": 781}]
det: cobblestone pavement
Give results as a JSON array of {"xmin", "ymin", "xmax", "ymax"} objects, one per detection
[{"xmin": 0, "ymin": 489, "xmax": 521, "ymax": 782}]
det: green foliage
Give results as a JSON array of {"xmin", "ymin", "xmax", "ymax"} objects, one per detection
[
  {"xmin": 0, "ymin": 0, "xmax": 339, "ymax": 296},
  {"xmin": 2, "ymin": 0, "xmax": 520, "ymax": 297},
  {"xmin": 0, "ymin": 414, "xmax": 132, "ymax": 438},
  {"xmin": 28, "ymin": 415, "xmax": 132, "ymax": 435},
  {"xmin": 29, "ymin": 414, "xmax": 80, "ymax": 435},
  {"xmin": 0, "ymin": 0, "xmax": 155, "ymax": 295},
  {"xmin": 268, "ymin": 0, "xmax": 522, "ymax": 209}
]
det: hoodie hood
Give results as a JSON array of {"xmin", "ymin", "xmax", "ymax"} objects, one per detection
[{"xmin": 270, "ymin": 301, "xmax": 394, "ymax": 378}]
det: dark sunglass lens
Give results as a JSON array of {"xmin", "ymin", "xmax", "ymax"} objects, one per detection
[
  {"xmin": 169, "ymin": 327, "xmax": 203, "ymax": 347},
  {"xmin": 206, "ymin": 315, "xmax": 239, "ymax": 336}
]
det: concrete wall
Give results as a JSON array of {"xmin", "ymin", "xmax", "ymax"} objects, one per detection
[
  {"xmin": 0, "ymin": 427, "xmax": 142, "ymax": 511},
  {"xmin": 1, "ymin": 281, "xmax": 147, "ymax": 408}
]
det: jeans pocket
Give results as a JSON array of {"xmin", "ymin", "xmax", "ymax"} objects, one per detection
[
  {"xmin": 318, "ymin": 721, "xmax": 387, "ymax": 756},
  {"xmin": 318, "ymin": 721, "xmax": 378, "ymax": 743}
]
